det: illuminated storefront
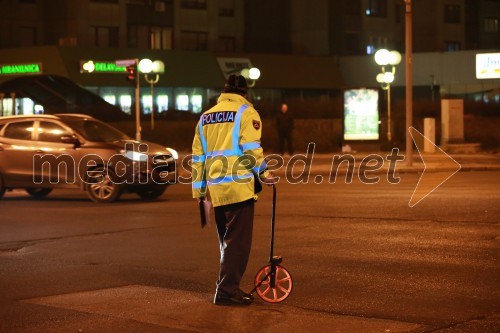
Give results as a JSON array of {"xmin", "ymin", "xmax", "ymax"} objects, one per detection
[{"xmin": 0, "ymin": 47, "xmax": 226, "ymax": 118}]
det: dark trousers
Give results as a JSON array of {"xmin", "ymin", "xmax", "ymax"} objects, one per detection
[
  {"xmin": 279, "ymin": 131, "xmax": 294, "ymax": 155},
  {"xmin": 214, "ymin": 199, "xmax": 254, "ymax": 296}
]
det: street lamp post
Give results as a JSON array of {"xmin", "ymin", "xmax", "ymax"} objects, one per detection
[
  {"xmin": 405, "ymin": 0, "xmax": 413, "ymax": 166},
  {"xmin": 240, "ymin": 67, "xmax": 261, "ymax": 87},
  {"xmin": 240, "ymin": 67, "xmax": 261, "ymax": 103},
  {"xmin": 138, "ymin": 59, "xmax": 165, "ymax": 131},
  {"xmin": 134, "ymin": 59, "xmax": 140, "ymax": 140},
  {"xmin": 375, "ymin": 49, "xmax": 401, "ymax": 142},
  {"xmin": 0, "ymin": 93, "xmax": 4, "ymax": 117}
]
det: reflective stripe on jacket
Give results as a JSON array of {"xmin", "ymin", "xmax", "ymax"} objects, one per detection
[{"xmin": 191, "ymin": 93, "xmax": 268, "ymax": 207}]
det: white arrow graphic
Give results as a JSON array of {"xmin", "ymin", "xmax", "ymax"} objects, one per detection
[{"xmin": 408, "ymin": 127, "xmax": 462, "ymax": 207}]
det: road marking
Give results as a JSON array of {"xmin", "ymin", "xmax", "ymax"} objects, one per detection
[{"xmin": 409, "ymin": 127, "xmax": 461, "ymax": 207}]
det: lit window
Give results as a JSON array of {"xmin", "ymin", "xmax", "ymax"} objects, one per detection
[
  {"xmin": 103, "ymin": 95, "xmax": 116, "ymax": 105},
  {"xmin": 142, "ymin": 95, "xmax": 153, "ymax": 114},
  {"xmin": 22, "ymin": 98, "xmax": 34, "ymax": 115},
  {"xmin": 157, "ymin": 95, "xmax": 169, "ymax": 113},
  {"xmin": 176, "ymin": 95, "xmax": 189, "ymax": 111},
  {"xmin": 484, "ymin": 18, "xmax": 499, "ymax": 33},
  {"xmin": 366, "ymin": 45, "xmax": 375, "ymax": 55},
  {"xmin": 2, "ymin": 98, "xmax": 13, "ymax": 116},
  {"xmin": 444, "ymin": 41, "xmax": 461, "ymax": 52},
  {"xmin": 34, "ymin": 105, "xmax": 44, "ymax": 114},
  {"xmin": 366, "ymin": 0, "xmax": 387, "ymax": 17},
  {"xmin": 154, "ymin": 0, "xmax": 166, "ymax": 12},
  {"xmin": 150, "ymin": 27, "xmax": 173, "ymax": 50},
  {"xmin": 191, "ymin": 95, "xmax": 202, "ymax": 113},
  {"xmin": 120, "ymin": 95, "xmax": 132, "ymax": 114}
]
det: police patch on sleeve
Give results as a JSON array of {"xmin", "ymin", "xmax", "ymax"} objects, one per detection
[{"xmin": 252, "ymin": 120, "xmax": 261, "ymax": 130}]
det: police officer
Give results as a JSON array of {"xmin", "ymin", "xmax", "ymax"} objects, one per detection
[{"xmin": 192, "ymin": 74, "xmax": 275, "ymax": 306}]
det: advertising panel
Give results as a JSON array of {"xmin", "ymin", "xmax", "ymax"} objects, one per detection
[{"xmin": 344, "ymin": 89, "xmax": 379, "ymax": 140}]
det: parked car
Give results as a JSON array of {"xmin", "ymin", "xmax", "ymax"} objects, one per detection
[{"xmin": 0, "ymin": 114, "xmax": 178, "ymax": 203}]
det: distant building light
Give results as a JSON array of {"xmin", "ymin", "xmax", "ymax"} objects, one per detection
[
  {"xmin": 157, "ymin": 95, "xmax": 169, "ymax": 113},
  {"xmin": 176, "ymin": 95, "xmax": 189, "ymax": 111},
  {"xmin": 120, "ymin": 95, "xmax": 132, "ymax": 114},
  {"xmin": 34, "ymin": 105, "xmax": 44, "ymax": 114},
  {"xmin": 366, "ymin": 45, "xmax": 375, "ymax": 54},
  {"xmin": 103, "ymin": 95, "xmax": 116, "ymax": 105},
  {"xmin": 191, "ymin": 95, "xmax": 202, "ymax": 113},
  {"xmin": 142, "ymin": 95, "xmax": 153, "ymax": 114}
]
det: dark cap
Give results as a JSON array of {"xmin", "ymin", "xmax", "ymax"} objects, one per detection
[{"xmin": 223, "ymin": 74, "xmax": 248, "ymax": 95}]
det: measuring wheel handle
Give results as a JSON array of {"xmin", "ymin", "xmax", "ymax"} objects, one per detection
[{"xmin": 251, "ymin": 184, "xmax": 293, "ymax": 303}]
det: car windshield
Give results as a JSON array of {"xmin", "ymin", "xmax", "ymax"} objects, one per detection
[{"xmin": 65, "ymin": 119, "xmax": 131, "ymax": 142}]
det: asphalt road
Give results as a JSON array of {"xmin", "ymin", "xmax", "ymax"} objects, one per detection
[{"xmin": 0, "ymin": 171, "xmax": 498, "ymax": 332}]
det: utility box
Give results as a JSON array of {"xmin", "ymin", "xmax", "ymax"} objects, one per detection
[
  {"xmin": 424, "ymin": 118, "xmax": 436, "ymax": 153},
  {"xmin": 441, "ymin": 99, "xmax": 464, "ymax": 148}
]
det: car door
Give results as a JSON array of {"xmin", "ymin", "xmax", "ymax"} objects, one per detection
[
  {"xmin": 31, "ymin": 120, "xmax": 78, "ymax": 186},
  {"xmin": 0, "ymin": 120, "xmax": 37, "ymax": 187}
]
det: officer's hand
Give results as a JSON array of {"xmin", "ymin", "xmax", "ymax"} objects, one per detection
[{"xmin": 260, "ymin": 171, "xmax": 278, "ymax": 186}]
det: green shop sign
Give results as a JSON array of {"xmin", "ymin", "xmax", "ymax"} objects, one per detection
[
  {"xmin": 0, "ymin": 63, "xmax": 42, "ymax": 75},
  {"xmin": 80, "ymin": 60, "xmax": 127, "ymax": 73}
]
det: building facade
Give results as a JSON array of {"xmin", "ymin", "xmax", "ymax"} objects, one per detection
[
  {"xmin": 245, "ymin": 0, "xmax": 498, "ymax": 56},
  {"xmin": 1, "ymin": 0, "xmax": 497, "ymax": 54},
  {"xmin": 0, "ymin": 0, "xmax": 246, "ymax": 52},
  {"xmin": 0, "ymin": 0, "xmax": 498, "ymax": 119}
]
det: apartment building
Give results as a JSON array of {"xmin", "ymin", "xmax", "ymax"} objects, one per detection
[
  {"xmin": 0, "ymin": 0, "xmax": 497, "ymax": 118},
  {"xmin": 245, "ymin": 0, "xmax": 498, "ymax": 56},
  {"xmin": 0, "ymin": 0, "xmax": 245, "ymax": 52}
]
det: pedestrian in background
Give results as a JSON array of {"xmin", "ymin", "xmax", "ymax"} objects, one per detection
[
  {"xmin": 191, "ymin": 74, "xmax": 276, "ymax": 306},
  {"xmin": 276, "ymin": 103, "xmax": 294, "ymax": 156}
]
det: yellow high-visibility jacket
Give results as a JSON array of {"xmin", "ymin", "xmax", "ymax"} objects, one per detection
[{"xmin": 191, "ymin": 93, "xmax": 269, "ymax": 207}]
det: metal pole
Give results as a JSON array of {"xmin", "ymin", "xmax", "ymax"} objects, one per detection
[
  {"xmin": 387, "ymin": 84, "xmax": 392, "ymax": 142},
  {"xmin": 135, "ymin": 58, "xmax": 141, "ymax": 141},
  {"xmin": 269, "ymin": 184, "xmax": 277, "ymax": 261},
  {"xmin": 10, "ymin": 92, "xmax": 16, "ymax": 116},
  {"xmin": 405, "ymin": 0, "xmax": 413, "ymax": 166},
  {"xmin": 145, "ymin": 74, "xmax": 159, "ymax": 130},
  {"xmin": 0, "ymin": 93, "xmax": 4, "ymax": 117},
  {"xmin": 150, "ymin": 80, "xmax": 154, "ymax": 130}
]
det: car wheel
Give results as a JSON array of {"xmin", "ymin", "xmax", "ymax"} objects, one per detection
[
  {"xmin": 25, "ymin": 188, "xmax": 53, "ymax": 198},
  {"xmin": 86, "ymin": 167, "xmax": 122, "ymax": 203},
  {"xmin": 136, "ymin": 185, "xmax": 168, "ymax": 200},
  {"xmin": 0, "ymin": 175, "xmax": 5, "ymax": 199}
]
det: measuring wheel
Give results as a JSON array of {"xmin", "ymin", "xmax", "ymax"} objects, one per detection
[
  {"xmin": 250, "ymin": 185, "xmax": 293, "ymax": 303},
  {"xmin": 254, "ymin": 263, "xmax": 293, "ymax": 303}
]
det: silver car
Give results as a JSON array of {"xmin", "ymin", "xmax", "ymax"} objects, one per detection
[{"xmin": 0, "ymin": 114, "xmax": 178, "ymax": 203}]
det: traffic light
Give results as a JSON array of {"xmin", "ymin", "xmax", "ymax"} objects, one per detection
[{"xmin": 126, "ymin": 64, "xmax": 136, "ymax": 84}]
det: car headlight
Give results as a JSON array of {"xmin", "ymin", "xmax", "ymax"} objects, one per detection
[
  {"xmin": 166, "ymin": 147, "xmax": 179, "ymax": 160},
  {"xmin": 122, "ymin": 150, "xmax": 148, "ymax": 162}
]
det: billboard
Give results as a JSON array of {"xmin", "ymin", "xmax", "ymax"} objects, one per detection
[
  {"xmin": 344, "ymin": 88, "xmax": 379, "ymax": 140},
  {"xmin": 476, "ymin": 53, "xmax": 500, "ymax": 79}
]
